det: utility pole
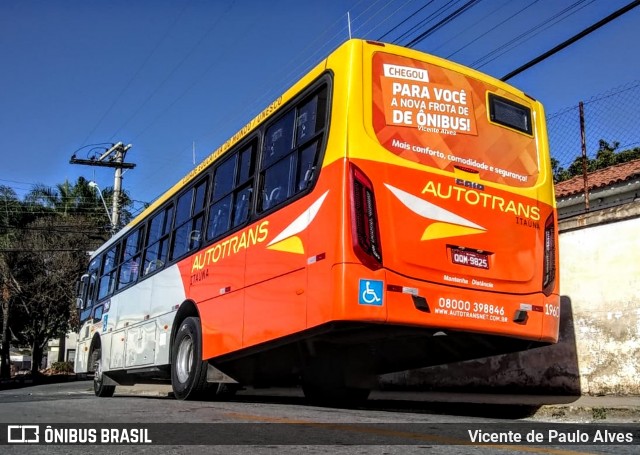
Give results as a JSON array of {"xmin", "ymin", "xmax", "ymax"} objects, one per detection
[{"xmin": 70, "ymin": 142, "xmax": 135, "ymax": 232}]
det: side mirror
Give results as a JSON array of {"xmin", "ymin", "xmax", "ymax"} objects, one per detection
[{"xmin": 76, "ymin": 297, "xmax": 84, "ymax": 310}]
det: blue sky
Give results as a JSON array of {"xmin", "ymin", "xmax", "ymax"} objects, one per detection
[{"xmin": 1, "ymin": 0, "xmax": 639, "ymax": 214}]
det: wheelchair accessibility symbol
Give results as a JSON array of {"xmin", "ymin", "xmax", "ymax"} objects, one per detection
[{"xmin": 358, "ymin": 279, "xmax": 383, "ymax": 306}]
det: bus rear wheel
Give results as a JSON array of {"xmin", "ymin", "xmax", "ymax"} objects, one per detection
[
  {"xmin": 171, "ymin": 317, "xmax": 208, "ymax": 400},
  {"xmin": 93, "ymin": 349, "xmax": 116, "ymax": 398}
]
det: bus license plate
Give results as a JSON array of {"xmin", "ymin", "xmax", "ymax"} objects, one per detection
[{"xmin": 451, "ymin": 248, "xmax": 489, "ymax": 269}]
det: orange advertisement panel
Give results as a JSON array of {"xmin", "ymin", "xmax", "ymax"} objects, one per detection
[{"xmin": 372, "ymin": 52, "xmax": 539, "ymax": 188}]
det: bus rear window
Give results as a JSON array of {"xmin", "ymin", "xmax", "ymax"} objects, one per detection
[{"xmin": 488, "ymin": 93, "xmax": 532, "ymax": 135}]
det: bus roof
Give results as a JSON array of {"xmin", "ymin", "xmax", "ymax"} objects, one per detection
[{"xmin": 91, "ymin": 39, "xmax": 538, "ymax": 257}]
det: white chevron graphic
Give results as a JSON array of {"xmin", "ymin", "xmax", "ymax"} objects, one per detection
[
  {"xmin": 384, "ymin": 184, "xmax": 484, "ymax": 230},
  {"xmin": 268, "ymin": 190, "xmax": 329, "ymax": 246}
]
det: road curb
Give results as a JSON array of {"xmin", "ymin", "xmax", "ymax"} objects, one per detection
[{"xmin": 533, "ymin": 404, "xmax": 640, "ymax": 422}]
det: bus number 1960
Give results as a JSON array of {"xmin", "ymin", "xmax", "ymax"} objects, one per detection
[{"xmin": 545, "ymin": 303, "xmax": 560, "ymax": 318}]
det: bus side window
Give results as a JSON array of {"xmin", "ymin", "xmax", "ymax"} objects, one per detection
[
  {"xmin": 98, "ymin": 244, "xmax": 119, "ymax": 300},
  {"xmin": 258, "ymin": 86, "xmax": 326, "ymax": 212},
  {"xmin": 261, "ymin": 157, "xmax": 290, "ymax": 210},
  {"xmin": 232, "ymin": 187, "xmax": 252, "ymax": 227},
  {"xmin": 85, "ymin": 273, "xmax": 98, "ymax": 309},
  {"xmin": 171, "ymin": 177, "xmax": 208, "ymax": 261},
  {"xmin": 297, "ymin": 142, "xmax": 317, "ymax": 190},
  {"xmin": 118, "ymin": 226, "xmax": 143, "ymax": 289},
  {"xmin": 263, "ymin": 110, "xmax": 295, "ymax": 168},
  {"xmin": 207, "ymin": 195, "xmax": 231, "ymax": 240},
  {"xmin": 143, "ymin": 204, "xmax": 173, "ymax": 276},
  {"xmin": 206, "ymin": 141, "xmax": 256, "ymax": 239},
  {"xmin": 79, "ymin": 257, "xmax": 101, "ymax": 322},
  {"xmin": 296, "ymin": 95, "xmax": 319, "ymax": 144}
]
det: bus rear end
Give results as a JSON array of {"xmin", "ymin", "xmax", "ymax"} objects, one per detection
[{"xmin": 333, "ymin": 41, "xmax": 559, "ymax": 374}]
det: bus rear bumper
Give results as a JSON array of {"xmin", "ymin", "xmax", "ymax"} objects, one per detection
[{"xmin": 335, "ymin": 263, "xmax": 560, "ymax": 344}]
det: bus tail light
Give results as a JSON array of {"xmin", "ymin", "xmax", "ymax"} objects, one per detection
[
  {"xmin": 542, "ymin": 213, "xmax": 557, "ymax": 295},
  {"xmin": 350, "ymin": 163, "xmax": 383, "ymax": 270}
]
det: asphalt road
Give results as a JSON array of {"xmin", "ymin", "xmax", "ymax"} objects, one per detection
[{"xmin": 0, "ymin": 382, "xmax": 637, "ymax": 454}]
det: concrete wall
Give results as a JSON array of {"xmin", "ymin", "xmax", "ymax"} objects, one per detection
[
  {"xmin": 46, "ymin": 332, "xmax": 78, "ymax": 369},
  {"xmin": 559, "ymin": 207, "xmax": 640, "ymax": 394},
  {"xmin": 380, "ymin": 201, "xmax": 640, "ymax": 395}
]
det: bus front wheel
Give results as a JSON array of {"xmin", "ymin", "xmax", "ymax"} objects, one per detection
[
  {"xmin": 171, "ymin": 317, "xmax": 208, "ymax": 400},
  {"xmin": 92, "ymin": 349, "xmax": 116, "ymax": 398}
]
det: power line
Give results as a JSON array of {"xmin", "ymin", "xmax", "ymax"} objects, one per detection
[
  {"xmin": 502, "ymin": 0, "xmax": 640, "ymax": 81},
  {"xmin": 362, "ymin": 0, "xmax": 422, "ymax": 39},
  {"xmin": 473, "ymin": 0, "xmax": 595, "ymax": 69},
  {"xmin": 350, "ymin": 0, "xmax": 404, "ymax": 38},
  {"xmin": 0, "ymin": 249, "xmax": 92, "ymax": 253},
  {"xmin": 428, "ymin": 0, "xmax": 511, "ymax": 55},
  {"xmin": 405, "ymin": 0, "xmax": 482, "ymax": 48},
  {"xmin": 132, "ymin": 0, "xmax": 369, "ymax": 195},
  {"xmin": 0, "ymin": 224, "xmax": 106, "ymax": 234},
  {"xmin": 377, "ymin": 0, "xmax": 437, "ymax": 42},
  {"xmin": 445, "ymin": 0, "xmax": 541, "ymax": 59},
  {"xmin": 78, "ymin": 2, "xmax": 192, "ymax": 149},
  {"xmin": 108, "ymin": 2, "xmax": 237, "ymax": 141},
  {"xmin": 393, "ymin": 0, "xmax": 462, "ymax": 45}
]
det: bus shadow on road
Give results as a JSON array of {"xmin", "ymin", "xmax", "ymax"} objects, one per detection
[
  {"xmin": 227, "ymin": 391, "xmax": 571, "ymax": 420},
  {"xmin": 361, "ymin": 399, "xmax": 544, "ymax": 420}
]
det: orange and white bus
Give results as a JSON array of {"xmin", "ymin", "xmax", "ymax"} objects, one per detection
[{"xmin": 75, "ymin": 39, "xmax": 559, "ymax": 403}]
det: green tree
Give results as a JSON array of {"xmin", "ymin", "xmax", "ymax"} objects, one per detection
[
  {"xmin": 553, "ymin": 140, "xmax": 640, "ymax": 183},
  {"xmin": 0, "ymin": 185, "xmax": 23, "ymax": 378},
  {"xmin": 1, "ymin": 177, "xmax": 134, "ymax": 376},
  {"xmin": 551, "ymin": 157, "xmax": 571, "ymax": 183},
  {"xmin": 27, "ymin": 177, "xmax": 105, "ymax": 223},
  {"xmin": 10, "ymin": 215, "xmax": 91, "ymax": 374}
]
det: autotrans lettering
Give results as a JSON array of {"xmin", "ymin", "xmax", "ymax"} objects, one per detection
[
  {"xmin": 422, "ymin": 180, "xmax": 540, "ymax": 221},
  {"xmin": 191, "ymin": 221, "xmax": 269, "ymax": 272},
  {"xmin": 435, "ymin": 297, "xmax": 507, "ymax": 323}
]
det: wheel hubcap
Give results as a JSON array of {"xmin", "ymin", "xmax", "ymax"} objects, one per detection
[
  {"xmin": 94, "ymin": 357, "xmax": 102, "ymax": 386},
  {"xmin": 176, "ymin": 336, "xmax": 194, "ymax": 383}
]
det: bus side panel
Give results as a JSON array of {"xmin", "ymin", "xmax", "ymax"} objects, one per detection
[
  {"xmin": 243, "ymin": 269, "xmax": 307, "ymax": 347},
  {"xmin": 331, "ymin": 263, "xmax": 388, "ymax": 323},
  {"xmin": 183, "ymin": 242, "xmax": 247, "ymax": 361},
  {"xmin": 75, "ymin": 338, "xmax": 89, "ymax": 373},
  {"xmin": 302, "ymin": 160, "xmax": 344, "ymax": 328},
  {"xmin": 105, "ymin": 266, "xmax": 186, "ymax": 371},
  {"xmin": 198, "ymin": 291, "xmax": 245, "ymax": 360},
  {"xmin": 243, "ymin": 198, "xmax": 310, "ymax": 348},
  {"xmin": 305, "ymin": 159, "xmax": 390, "ymax": 325}
]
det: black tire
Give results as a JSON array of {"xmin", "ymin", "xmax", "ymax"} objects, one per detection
[
  {"xmin": 92, "ymin": 349, "xmax": 116, "ymax": 398},
  {"xmin": 171, "ymin": 317, "xmax": 209, "ymax": 400}
]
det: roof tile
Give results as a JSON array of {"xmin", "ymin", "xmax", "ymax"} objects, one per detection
[{"xmin": 555, "ymin": 159, "xmax": 640, "ymax": 198}]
